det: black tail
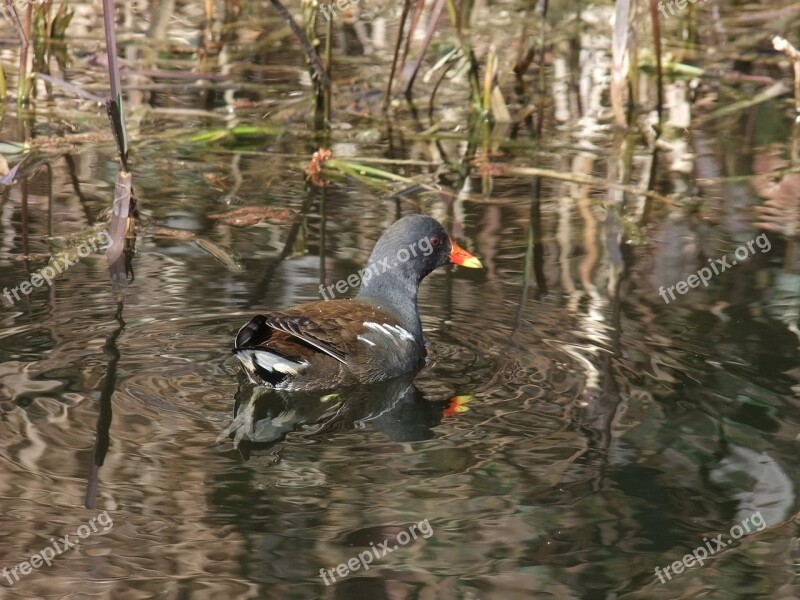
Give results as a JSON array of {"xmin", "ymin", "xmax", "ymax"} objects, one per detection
[{"xmin": 234, "ymin": 315, "xmax": 270, "ymax": 351}]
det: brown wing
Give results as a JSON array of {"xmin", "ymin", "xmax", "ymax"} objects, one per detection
[{"xmin": 237, "ymin": 300, "xmax": 405, "ymax": 365}]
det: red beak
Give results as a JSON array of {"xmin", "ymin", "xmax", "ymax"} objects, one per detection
[{"xmin": 448, "ymin": 238, "xmax": 483, "ymax": 269}]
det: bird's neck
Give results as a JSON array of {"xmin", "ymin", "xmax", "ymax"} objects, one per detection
[{"xmin": 357, "ymin": 270, "xmax": 424, "ymax": 343}]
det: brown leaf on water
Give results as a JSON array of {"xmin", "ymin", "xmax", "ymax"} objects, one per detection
[
  {"xmin": 470, "ymin": 147, "xmax": 510, "ymax": 178},
  {"xmin": 470, "ymin": 149, "xmax": 506, "ymax": 165},
  {"xmin": 203, "ymin": 173, "xmax": 229, "ymax": 190},
  {"xmin": 28, "ymin": 132, "xmax": 115, "ymax": 150},
  {"xmin": 477, "ymin": 163, "xmax": 509, "ymax": 177},
  {"xmin": 147, "ymin": 226, "xmax": 196, "ymax": 240},
  {"xmin": 208, "ymin": 207, "xmax": 295, "ymax": 227},
  {"xmin": 306, "ymin": 148, "xmax": 333, "ymax": 187}
]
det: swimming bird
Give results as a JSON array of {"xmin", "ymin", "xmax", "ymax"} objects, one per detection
[{"xmin": 233, "ymin": 214, "xmax": 482, "ymax": 391}]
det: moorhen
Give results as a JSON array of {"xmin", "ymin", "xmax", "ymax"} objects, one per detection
[{"xmin": 233, "ymin": 214, "xmax": 482, "ymax": 391}]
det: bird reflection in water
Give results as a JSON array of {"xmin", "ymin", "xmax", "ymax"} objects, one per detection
[{"xmin": 218, "ymin": 375, "xmax": 470, "ymax": 455}]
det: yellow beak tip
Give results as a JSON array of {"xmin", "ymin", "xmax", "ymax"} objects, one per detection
[{"xmin": 460, "ymin": 256, "xmax": 483, "ymax": 269}]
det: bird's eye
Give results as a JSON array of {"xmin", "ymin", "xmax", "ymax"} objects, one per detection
[{"xmin": 430, "ymin": 236, "xmax": 441, "ymax": 246}]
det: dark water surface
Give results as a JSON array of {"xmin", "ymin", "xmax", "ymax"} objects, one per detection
[{"xmin": 2, "ymin": 1, "xmax": 800, "ymax": 598}]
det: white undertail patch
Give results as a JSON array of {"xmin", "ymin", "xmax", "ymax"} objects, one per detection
[{"xmin": 238, "ymin": 349, "xmax": 308, "ymax": 376}]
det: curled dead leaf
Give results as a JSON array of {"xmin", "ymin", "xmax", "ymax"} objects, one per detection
[{"xmin": 306, "ymin": 148, "xmax": 333, "ymax": 187}]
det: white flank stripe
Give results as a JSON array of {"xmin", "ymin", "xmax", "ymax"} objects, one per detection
[
  {"xmin": 363, "ymin": 322, "xmax": 413, "ymax": 342},
  {"xmin": 357, "ymin": 335, "xmax": 376, "ymax": 347},
  {"xmin": 388, "ymin": 324, "xmax": 414, "ymax": 341}
]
